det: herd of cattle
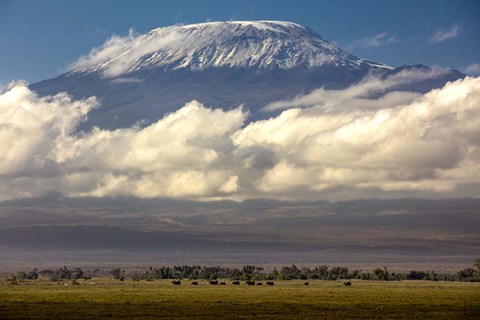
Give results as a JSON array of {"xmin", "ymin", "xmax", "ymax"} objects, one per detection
[
  {"xmin": 171, "ymin": 280, "xmax": 277, "ymax": 286},
  {"xmin": 171, "ymin": 280, "xmax": 353, "ymax": 286}
]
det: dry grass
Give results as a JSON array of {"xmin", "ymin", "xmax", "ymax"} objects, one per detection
[{"xmin": 1, "ymin": 278, "xmax": 479, "ymax": 319}]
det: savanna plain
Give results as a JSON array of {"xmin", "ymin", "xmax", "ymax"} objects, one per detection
[{"xmin": 1, "ymin": 278, "xmax": 479, "ymax": 319}]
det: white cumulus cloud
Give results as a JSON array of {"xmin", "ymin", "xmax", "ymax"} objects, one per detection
[{"xmin": 1, "ymin": 75, "xmax": 479, "ymax": 202}]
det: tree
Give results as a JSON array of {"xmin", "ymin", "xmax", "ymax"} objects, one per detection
[
  {"xmin": 110, "ymin": 268, "xmax": 125, "ymax": 281},
  {"xmin": 59, "ymin": 266, "xmax": 72, "ymax": 279},
  {"xmin": 242, "ymin": 265, "xmax": 256, "ymax": 275},
  {"xmin": 329, "ymin": 266, "xmax": 349, "ymax": 280},
  {"xmin": 474, "ymin": 258, "xmax": 480, "ymax": 273},
  {"xmin": 457, "ymin": 268, "xmax": 477, "ymax": 281},
  {"xmin": 373, "ymin": 268, "xmax": 385, "ymax": 281},
  {"xmin": 407, "ymin": 270, "xmax": 428, "ymax": 280},
  {"xmin": 25, "ymin": 269, "xmax": 38, "ymax": 280},
  {"xmin": 16, "ymin": 271, "xmax": 26, "ymax": 280}
]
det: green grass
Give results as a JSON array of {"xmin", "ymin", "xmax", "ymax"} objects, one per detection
[{"xmin": 1, "ymin": 279, "xmax": 479, "ymax": 319}]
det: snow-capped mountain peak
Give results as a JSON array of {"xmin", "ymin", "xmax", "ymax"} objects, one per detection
[
  {"xmin": 71, "ymin": 20, "xmax": 391, "ymax": 77},
  {"xmin": 33, "ymin": 21, "xmax": 462, "ymax": 131}
]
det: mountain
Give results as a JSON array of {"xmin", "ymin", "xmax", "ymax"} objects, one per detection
[
  {"xmin": 70, "ymin": 21, "xmax": 390, "ymax": 73},
  {"xmin": 30, "ymin": 21, "xmax": 464, "ymax": 130}
]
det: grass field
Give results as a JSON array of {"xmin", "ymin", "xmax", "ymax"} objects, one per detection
[{"xmin": 1, "ymin": 279, "xmax": 479, "ymax": 319}]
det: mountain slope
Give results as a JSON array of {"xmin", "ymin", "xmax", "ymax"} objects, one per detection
[
  {"xmin": 71, "ymin": 21, "xmax": 390, "ymax": 75},
  {"xmin": 30, "ymin": 21, "xmax": 464, "ymax": 130}
]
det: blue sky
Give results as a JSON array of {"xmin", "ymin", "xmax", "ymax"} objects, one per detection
[{"xmin": 1, "ymin": 0, "xmax": 479, "ymax": 83}]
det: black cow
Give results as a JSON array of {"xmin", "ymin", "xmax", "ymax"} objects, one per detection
[
  {"xmin": 256, "ymin": 282, "xmax": 263, "ymax": 285},
  {"xmin": 172, "ymin": 280, "xmax": 181, "ymax": 285},
  {"xmin": 191, "ymin": 281, "xmax": 198, "ymax": 285},
  {"xmin": 304, "ymin": 282, "xmax": 309, "ymax": 285},
  {"xmin": 232, "ymin": 281, "xmax": 240, "ymax": 285},
  {"xmin": 266, "ymin": 281, "xmax": 274, "ymax": 286},
  {"xmin": 219, "ymin": 282, "xmax": 226, "ymax": 285},
  {"xmin": 246, "ymin": 280, "xmax": 255, "ymax": 286},
  {"xmin": 343, "ymin": 281, "xmax": 352, "ymax": 286}
]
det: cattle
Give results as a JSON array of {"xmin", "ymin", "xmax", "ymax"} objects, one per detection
[
  {"xmin": 219, "ymin": 282, "xmax": 226, "ymax": 285},
  {"xmin": 304, "ymin": 282, "xmax": 309, "ymax": 285},
  {"xmin": 343, "ymin": 281, "xmax": 352, "ymax": 286},
  {"xmin": 209, "ymin": 280, "xmax": 219, "ymax": 285},
  {"xmin": 266, "ymin": 281, "xmax": 274, "ymax": 286},
  {"xmin": 246, "ymin": 280, "xmax": 255, "ymax": 286},
  {"xmin": 191, "ymin": 281, "xmax": 198, "ymax": 285},
  {"xmin": 172, "ymin": 280, "xmax": 181, "ymax": 285},
  {"xmin": 232, "ymin": 281, "xmax": 240, "ymax": 285},
  {"xmin": 256, "ymin": 282, "xmax": 263, "ymax": 285}
]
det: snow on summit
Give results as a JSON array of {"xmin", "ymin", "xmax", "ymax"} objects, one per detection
[{"xmin": 71, "ymin": 21, "xmax": 391, "ymax": 77}]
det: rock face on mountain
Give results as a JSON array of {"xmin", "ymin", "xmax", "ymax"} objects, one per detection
[{"xmin": 30, "ymin": 21, "xmax": 464, "ymax": 129}]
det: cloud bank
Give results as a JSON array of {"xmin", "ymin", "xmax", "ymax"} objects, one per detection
[
  {"xmin": 262, "ymin": 67, "xmax": 451, "ymax": 112},
  {"xmin": 1, "ymin": 75, "xmax": 479, "ymax": 201}
]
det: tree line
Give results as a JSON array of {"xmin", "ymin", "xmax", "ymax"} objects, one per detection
[{"xmin": 9, "ymin": 259, "xmax": 480, "ymax": 282}]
